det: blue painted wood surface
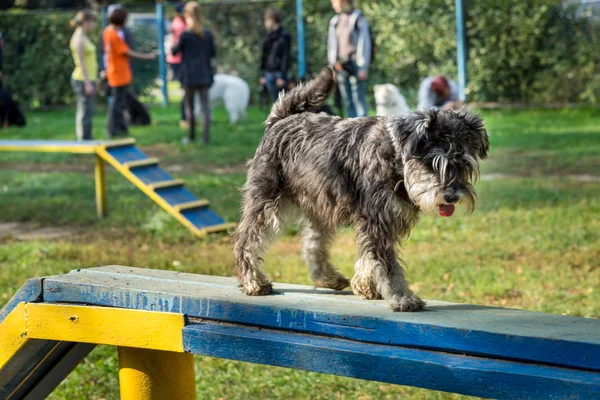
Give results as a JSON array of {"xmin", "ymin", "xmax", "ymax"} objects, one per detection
[
  {"xmin": 104, "ymin": 145, "xmax": 148, "ymax": 164},
  {"xmin": 0, "ymin": 278, "xmax": 43, "ymax": 324},
  {"xmin": 183, "ymin": 323, "xmax": 600, "ymax": 400},
  {"xmin": 42, "ymin": 266, "xmax": 600, "ymax": 372}
]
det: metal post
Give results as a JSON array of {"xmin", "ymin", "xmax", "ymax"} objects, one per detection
[
  {"xmin": 118, "ymin": 347, "xmax": 196, "ymax": 399},
  {"xmin": 296, "ymin": 0, "xmax": 306, "ymax": 80},
  {"xmin": 455, "ymin": 0, "xmax": 467, "ymax": 102},
  {"xmin": 156, "ymin": 2, "xmax": 168, "ymax": 107},
  {"xmin": 95, "ymin": 155, "xmax": 107, "ymax": 218}
]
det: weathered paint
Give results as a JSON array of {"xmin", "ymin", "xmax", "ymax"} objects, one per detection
[
  {"xmin": 0, "ymin": 278, "xmax": 43, "ymax": 324},
  {"xmin": 0, "ymin": 303, "xmax": 28, "ymax": 370},
  {"xmin": 25, "ymin": 303, "xmax": 186, "ymax": 352},
  {"xmin": 183, "ymin": 323, "xmax": 600, "ymax": 400},
  {"xmin": 42, "ymin": 266, "xmax": 600, "ymax": 372},
  {"xmin": 118, "ymin": 347, "xmax": 196, "ymax": 400}
]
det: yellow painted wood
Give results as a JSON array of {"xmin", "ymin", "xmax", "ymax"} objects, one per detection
[
  {"xmin": 102, "ymin": 138, "xmax": 136, "ymax": 148},
  {"xmin": 25, "ymin": 304, "xmax": 185, "ymax": 352},
  {"xmin": 148, "ymin": 179, "xmax": 184, "ymax": 190},
  {"xmin": 95, "ymin": 155, "xmax": 107, "ymax": 218},
  {"xmin": 118, "ymin": 347, "xmax": 196, "ymax": 400},
  {"xmin": 0, "ymin": 143, "xmax": 97, "ymax": 154},
  {"xmin": 123, "ymin": 158, "xmax": 159, "ymax": 169},
  {"xmin": 96, "ymin": 147, "xmax": 212, "ymax": 238},
  {"xmin": 0, "ymin": 303, "xmax": 28, "ymax": 370},
  {"xmin": 174, "ymin": 199, "xmax": 210, "ymax": 212},
  {"xmin": 202, "ymin": 222, "xmax": 238, "ymax": 234}
]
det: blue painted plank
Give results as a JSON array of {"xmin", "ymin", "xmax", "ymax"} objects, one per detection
[
  {"xmin": 41, "ymin": 266, "xmax": 600, "ymax": 372},
  {"xmin": 183, "ymin": 323, "xmax": 600, "ymax": 400},
  {"xmin": 181, "ymin": 208, "xmax": 225, "ymax": 228},
  {"xmin": 104, "ymin": 145, "xmax": 148, "ymax": 164},
  {"xmin": 0, "ymin": 278, "xmax": 43, "ymax": 324},
  {"xmin": 129, "ymin": 165, "xmax": 172, "ymax": 185},
  {"xmin": 155, "ymin": 186, "xmax": 198, "ymax": 206}
]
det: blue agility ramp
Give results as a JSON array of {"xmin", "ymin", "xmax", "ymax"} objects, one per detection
[
  {"xmin": 0, "ymin": 139, "xmax": 235, "ymax": 237},
  {"xmin": 0, "ymin": 266, "xmax": 598, "ymax": 399}
]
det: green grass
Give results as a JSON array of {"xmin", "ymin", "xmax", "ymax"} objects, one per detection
[{"xmin": 0, "ymin": 105, "xmax": 598, "ymax": 399}]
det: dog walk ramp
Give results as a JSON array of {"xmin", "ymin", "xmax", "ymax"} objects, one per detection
[
  {"xmin": 0, "ymin": 139, "xmax": 234, "ymax": 237},
  {"xmin": 96, "ymin": 140, "xmax": 235, "ymax": 237}
]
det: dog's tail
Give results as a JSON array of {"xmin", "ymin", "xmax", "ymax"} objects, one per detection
[{"xmin": 265, "ymin": 67, "xmax": 335, "ymax": 128}]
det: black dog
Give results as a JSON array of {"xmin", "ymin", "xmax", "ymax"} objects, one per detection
[{"xmin": 0, "ymin": 89, "xmax": 25, "ymax": 128}]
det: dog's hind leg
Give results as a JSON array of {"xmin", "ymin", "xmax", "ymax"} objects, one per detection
[
  {"xmin": 302, "ymin": 222, "xmax": 350, "ymax": 291},
  {"xmin": 353, "ymin": 223, "xmax": 425, "ymax": 312}
]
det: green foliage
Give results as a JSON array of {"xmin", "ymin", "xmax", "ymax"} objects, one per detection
[{"xmin": 1, "ymin": 1, "xmax": 599, "ymax": 106}]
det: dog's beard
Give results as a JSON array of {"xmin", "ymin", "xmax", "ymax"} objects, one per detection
[{"xmin": 403, "ymin": 159, "xmax": 476, "ymax": 216}]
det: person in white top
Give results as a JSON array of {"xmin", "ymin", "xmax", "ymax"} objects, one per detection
[{"xmin": 418, "ymin": 76, "xmax": 462, "ymax": 110}]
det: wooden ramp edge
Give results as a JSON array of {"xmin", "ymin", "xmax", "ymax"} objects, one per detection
[{"xmin": 0, "ymin": 266, "xmax": 598, "ymax": 400}]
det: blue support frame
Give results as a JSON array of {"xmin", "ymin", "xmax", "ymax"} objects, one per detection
[
  {"xmin": 296, "ymin": 0, "xmax": 306, "ymax": 80},
  {"xmin": 156, "ymin": 2, "xmax": 169, "ymax": 107},
  {"xmin": 455, "ymin": 0, "xmax": 467, "ymax": 101}
]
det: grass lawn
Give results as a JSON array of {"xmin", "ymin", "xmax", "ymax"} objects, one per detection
[{"xmin": 0, "ymin": 104, "xmax": 598, "ymax": 399}]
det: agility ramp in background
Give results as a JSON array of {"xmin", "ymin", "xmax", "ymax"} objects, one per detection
[
  {"xmin": 0, "ymin": 265, "xmax": 599, "ymax": 399},
  {"xmin": 0, "ymin": 139, "xmax": 234, "ymax": 237}
]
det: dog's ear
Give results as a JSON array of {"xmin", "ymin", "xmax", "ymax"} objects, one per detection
[
  {"xmin": 455, "ymin": 109, "xmax": 489, "ymax": 159},
  {"xmin": 387, "ymin": 110, "xmax": 438, "ymax": 159}
]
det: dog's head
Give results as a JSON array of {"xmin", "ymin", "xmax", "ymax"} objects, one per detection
[
  {"xmin": 374, "ymin": 84, "xmax": 396, "ymax": 107},
  {"xmin": 388, "ymin": 109, "xmax": 489, "ymax": 217}
]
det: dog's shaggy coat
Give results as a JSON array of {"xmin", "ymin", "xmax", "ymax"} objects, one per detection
[{"xmin": 234, "ymin": 68, "xmax": 489, "ymax": 311}]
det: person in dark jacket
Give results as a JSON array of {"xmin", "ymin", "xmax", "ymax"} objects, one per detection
[
  {"xmin": 260, "ymin": 9, "xmax": 291, "ymax": 103},
  {"xmin": 172, "ymin": 1, "xmax": 216, "ymax": 144}
]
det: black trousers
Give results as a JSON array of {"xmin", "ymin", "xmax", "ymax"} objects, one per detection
[
  {"xmin": 107, "ymin": 84, "xmax": 129, "ymax": 138},
  {"xmin": 183, "ymin": 85, "xmax": 211, "ymax": 143}
]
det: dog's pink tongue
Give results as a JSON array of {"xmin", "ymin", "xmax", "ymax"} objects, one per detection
[{"xmin": 438, "ymin": 204, "xmax": 455, "ymax": 217}]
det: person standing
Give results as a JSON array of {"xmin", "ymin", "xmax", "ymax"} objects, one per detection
[
  {"xmin": 166, "ymin": 3, "xmax": 187, "ymax": 124},
  {"xmin": 417, "ymin": 75, "xmax": 462, "ymax": 110},
  {"xmin": 103, "ymin": 8, "xmax": 156, "ymax": 138},
  {"xmin": 172, "ymin": 1, "xmax": 216, "ymax": 144},
  {"xmin": 70, "ymin": 11, "xmax": 98, "ymax": 141},
  {"xmin": 328, "ymin": 0, "xmax": 371, "ymax": 118},
  {"xmin": 259, "ymin": 9, "xmax": 291, "ymax": 103}
]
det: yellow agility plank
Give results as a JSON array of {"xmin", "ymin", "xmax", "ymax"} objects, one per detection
[
  {"xmin": 148, "ymin": 179, "xmax": 185, "ymax": 190},
  {"xmin": 96, "ymin": 147, "xmax": 214, "ymax": 237},
  {"xmin": 0, "ymin": 140, "xmax": 99, "ymax": 154},
  {"xmin": 122, "ymin": 158, "xmax": 160, "ymax": 169},
  {"xmin": 25, "ymin": 304, "xmax": 186, "ymax": 352},
  {"xmin": 174, "ymin": 199, "xmax": 210, "ymax": 212}
]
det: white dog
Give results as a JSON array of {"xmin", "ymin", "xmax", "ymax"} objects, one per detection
[
  {"xmin": 374, "ymin": 84, "xmax": 410, "ymax": 116},
  {"xmin": 194, "ymin": 74, "xmax": 249, "ymax": 124}
]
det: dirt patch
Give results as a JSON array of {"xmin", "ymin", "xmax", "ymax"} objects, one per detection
[
  {"xmin": 0, "ymin": 222, "xmax": 81, "ymax": 241},
  {"xmin": 164, "ymin": 163, "xmax": 248, "ymax": 175}
]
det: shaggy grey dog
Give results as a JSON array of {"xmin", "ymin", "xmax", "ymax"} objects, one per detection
[{"xmin": 234, "ymin": 68, "xmax": 488, "ymax": 311}]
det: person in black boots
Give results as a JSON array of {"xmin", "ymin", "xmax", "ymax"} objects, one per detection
[
  {"xmin": 172, "ymin": 1, "xmax": 216, "ymax": 144},
  {"xmin": 259, "ymin": 9, "xmax": 291, "ymax": 103}
]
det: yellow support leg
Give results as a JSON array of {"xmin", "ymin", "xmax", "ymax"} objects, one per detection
[
  {"xmin": 95, "ymin": 154, "xmax": 107, "ymax": 218},
  {"xmin": 118, "ymin": 347, "xmax": 196, "ymax": 400}
]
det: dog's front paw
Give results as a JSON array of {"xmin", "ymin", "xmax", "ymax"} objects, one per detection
[
  {"xmin": 240, "ymin": 280, "xmax": 273, "ymax": 296},
  {"xmin": 389, "ymin": 295, "xmax": 426, "ymax": 312},
  {"xmin": 351, "ymin": 275, "xmax": 382, "ymax": 300}
]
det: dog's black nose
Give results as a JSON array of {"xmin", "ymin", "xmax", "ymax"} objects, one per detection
[{"xmin": 444, "ymin": 193, "xmax": 460, "ymax": 204}]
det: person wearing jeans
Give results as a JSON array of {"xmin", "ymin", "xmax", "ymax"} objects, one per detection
[
  {"xmin": 260, "ymin": 9, "xmax": 291, "ymax": 103},
  {"xmin": 171, "ymin": 1, "xmax": 216, "ymax": 144},
  {"xmin": 69, "ymin": 11, "xmax": 98, "ymax": 140},
  {"xmin": 102, "ymin": 7, "xmax": 156, "ymax": 138},
  {"xmin": 328, "ymin": 0, "xmax": 371, "ymax": 118}
]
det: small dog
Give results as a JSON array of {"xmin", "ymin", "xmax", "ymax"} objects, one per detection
[
  {"xmin": 233, "ymin": 68, "xmax": 488, "ymax": 312},
  {"xmin": 374, "ymin": 83, "xmax": 410, "ymax": 117},
  {"xmin": 194, "ymin": 74, "xmax": 249, "ymax": 124}
]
